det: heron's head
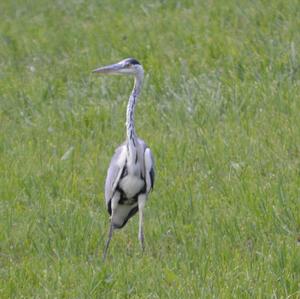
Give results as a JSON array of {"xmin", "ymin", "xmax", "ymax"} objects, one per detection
[{"xmin": 92, "ymin": 58, "xmax": 143, "ymax": 78}]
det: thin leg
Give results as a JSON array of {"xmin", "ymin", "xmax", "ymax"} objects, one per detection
[
  {"xmin": 138, "ymin": 194, "xmax": 147, "ymax": 251},
  {"xmin": 102, "ymin": 222, "xmax": 113, "ymax": 262},
  {"xmin": 102, "ymin": 194, "xmax": 119, "ymax": 262}
]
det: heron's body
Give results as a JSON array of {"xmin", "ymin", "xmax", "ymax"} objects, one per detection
[
  {"xmin": 105, "ymin": 139, "xmax": 154, "ymax": 229},
  {"xmin": 93, "ymin": 58, "xmax": 155, "ymax": 261}
]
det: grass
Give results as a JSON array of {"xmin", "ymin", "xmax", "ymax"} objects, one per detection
[{"xmin": 1, "ymin": 0, "xmax": 300, "ymax": 297}]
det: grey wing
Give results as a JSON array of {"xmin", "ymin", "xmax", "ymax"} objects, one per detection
[
  {"xmin": 144, "ymin": 147, "xmax": 155, "ymax": 193},
  {"xmin": 137, "ymin": 138, "xmax": 155, "ymax": 192},
  {"xmin": 104, "ymin": 144, "xmax": 127, "ymax": 208}
]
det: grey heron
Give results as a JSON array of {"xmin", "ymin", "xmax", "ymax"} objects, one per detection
[{"xmin": 93, "ymin": 58, "xmax": 155, "ymax": 261}]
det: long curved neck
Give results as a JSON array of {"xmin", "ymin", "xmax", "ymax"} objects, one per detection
[{"xmin": 126, "ymin": 74, "xmax": 143, "ymax": 147}]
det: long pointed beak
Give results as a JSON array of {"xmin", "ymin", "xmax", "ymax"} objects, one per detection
[{"xmin": 92, "ymin": 63, "xmax": 122, "ymax": 74}]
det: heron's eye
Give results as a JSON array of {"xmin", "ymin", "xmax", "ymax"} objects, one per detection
[{"xmin": 123, "ymin": 61, "xmax": 132, "ymax": 67}]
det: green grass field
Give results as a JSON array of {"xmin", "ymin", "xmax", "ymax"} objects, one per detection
[{"xmin": 1, "ymin": 0, "xmax": 300, "ymax": 297}]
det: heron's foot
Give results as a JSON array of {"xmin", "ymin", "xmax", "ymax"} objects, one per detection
[{"xmin": 102, "ymin": 249, "xmax": 108, "ymax": 262}]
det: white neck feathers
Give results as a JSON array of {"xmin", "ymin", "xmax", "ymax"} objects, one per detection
[{"xmin": 126, "ymin": 69, "xmax": 143, "ymax": 145}]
